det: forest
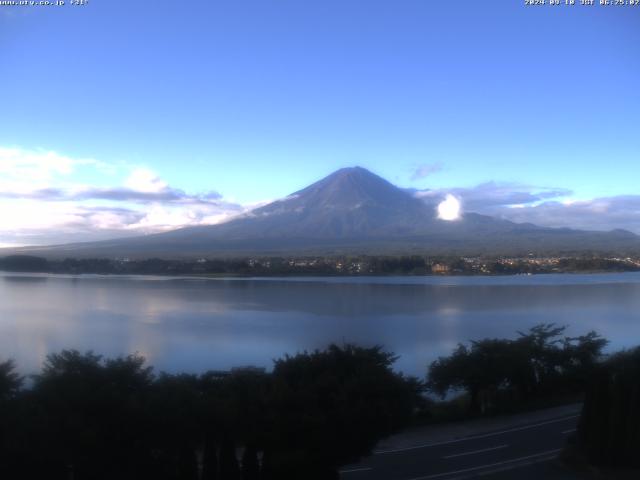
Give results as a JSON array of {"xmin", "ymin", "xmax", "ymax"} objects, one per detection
[{"xmin": 0, "ymin": 344, "xmax": 420, "ymax": 480}]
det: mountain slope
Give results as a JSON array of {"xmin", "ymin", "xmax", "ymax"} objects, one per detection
[
  {"xmin": 5, "ymin": 167, "xmax": 640, "ymax": 258},
  {"xmin": 169, "ymin": 166, "xmax": 436, "ymax": 240}
]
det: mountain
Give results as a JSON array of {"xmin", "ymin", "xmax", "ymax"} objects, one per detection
[
  {"xmin": 6, "ymin": 167, "xmax": 640, "ymax": 258},
  {"xmin": 188, "ymin": 166, "xmax": 435, "ymax": 239}
]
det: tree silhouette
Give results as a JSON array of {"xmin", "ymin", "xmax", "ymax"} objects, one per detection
[
  {"xmin": 0, "ymin": 359, "xmax": 22, "ymax": 400},
  {"xmin": 578, "ymin": 347, "xmax": 640, "ymax": 468},
  {"xmin": 428, "ymin": 324, "xmax": 608, "ymax": 414},
  {"xmin": 25, "ymin": 350, "xmax": 155, "ymax": 479},
  {"xmin": 265, "ymin": 344, "xmax": 422, "ymax": 478},
  {"xmin": 428, "ymin": 339, "xmax": 522, "ymax": 414},
  {"xmin": 0, "ymin": 359, "xmax": 24, "ymax": 478}
]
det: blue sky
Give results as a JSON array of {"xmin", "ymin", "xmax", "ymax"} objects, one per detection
[{"xmin": 1, "ymin": 1, "xmax": 639, "ymax": 245}]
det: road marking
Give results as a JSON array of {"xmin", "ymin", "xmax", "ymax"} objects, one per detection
[
  {"xmin": 374, "ymin": 415, "xmax": 579, "ymax": 454},
  {"xmin": 339, "ymin": 467, "xmax": 373, "ymax": 474},
  {"xmin": 406, "ymin": 448, "xmax": 562, "ymax": 480},
  {"xmin": 561, "ymin": 428, "xmax": 576, "ymax": 434},
  {"xmin": 443, "ymin": 444, "xmax": 508, "ymax": 459}
]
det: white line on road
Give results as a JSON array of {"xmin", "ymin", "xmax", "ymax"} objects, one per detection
[
  {"xmin": 406, "ymin": 448, "xmax": 562, "ymax": 480},
  {"xmin": 374, "ymin": 415, "xmax": 579, "ymax": 454},
  {"xmin": 561, "ymin": 428, "xmax": 576, "ymax": 434},
  {"xmin": 443, "ymin": 444, "xmax": 508, "ymax": 459},
  {"xmin": 339, "ymin": 467, "xmax": 373, "ymax": 474}
]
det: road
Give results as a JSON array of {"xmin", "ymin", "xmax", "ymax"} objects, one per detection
[{"xmin": 340, "ymin": 409, "xmax": 581, "ymax": 480}]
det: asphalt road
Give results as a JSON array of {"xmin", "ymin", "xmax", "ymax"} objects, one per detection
[{"xmin": 339, "ymin": 413, "xmax": 579, "ymax": 480}]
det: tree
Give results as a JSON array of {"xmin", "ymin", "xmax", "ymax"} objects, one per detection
[
  {"xmin": 147, "ymin": 373, "xmax": 202, "ymax": 480},
  {"xmin": 28, "ymin": 350, "xmax": 155, "ymax": 480},
  {"xmin": 515, "ymin": 323, "xmax": 567, "ymax": 395},
  {"xmin": 0, "ymin": 359, "xmax": 22, "ymax": 401},
  {"xmin": 578, "ymin": 347, "xmax": 640, "ymax": 468},
  {"xmin": 264, "ymin": 344, "xmax": 422, "ymax": 479},
  {"xmin": 0, "ymin": 255, "xmax": 48, "ymax": 272},
  {"xmin": 560, "ymin": 330, "xmax": 608, "ymax": 390},
  {"xmin": 428, "ymin": 325, "xmax": 608, "ymax": 414},
  {"xmin": 0, "ymin": 360, "xmax": 23, "ymax": 478},
  {"xmin": 428, "ymin": 339, "xmax": 525, "ymax": 414}
]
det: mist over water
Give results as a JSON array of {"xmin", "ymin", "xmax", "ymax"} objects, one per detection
[{"xmin": 1, "ymin": 272, "xmax": 640, "ymax": 377}]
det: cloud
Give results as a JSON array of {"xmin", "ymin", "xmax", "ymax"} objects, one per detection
[
  {"xmin": 124, "ymin": 168, "xmax": 169, "ymax": 193},
  {"xmin": 0, "ymin": 157, "xmax": 226, "ymax": 206},
  {"xmin": 0, "ymin": 198, "xmax": 246, "ymax": 247},
  {"xmin": 0, "ymin": 185, "xmax": 226, "ymax": 205},
  {"xmin": 414, "ymin": 182, "xmax": 572, "ymax": 210},
  {"xmin": 0, "ymin": 146, "xmax": 248, "ymax": 247},
  {"xmin": 413, "ymin": 183, "xmax": 640, "ymax": 234},
  {"xmin": 493, "ymin": 195, "xmax": 640, "ymax": 233},
  {"xmin": 0, "ymin": 146, "xmax": 108, "ymax": 181},
  {"xmin": 410, "ymin": 163, "xmax": 443, "ymax": 181}
]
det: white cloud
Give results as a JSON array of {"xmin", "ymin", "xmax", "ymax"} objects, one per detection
[
  {"xmin": 133, "ymin": 205, "xmax": 199, "ymax": 231},
  {"xmin": 0, "ymin": 146, "xmax": 249, "ymax": 247},
  {"xmin": 124, "ymin": 168, "xmax": 169, "ymax": 193},
  {"xmin": 413, "ymin": 182, "xmax": 573, "ymax": 210},
  {"xmin": 492, "ymin": 196, "xmax": 640, "ymax": 233},
  {"xmin": 0, "ymin": 200, "xmax": 83, "ymax": 231},
  {"xmin": 0, "ymin": 146, "xmax": 74, "ymax": 176},
  {"xmin": 0, "ymin": 146, "xmax": 105, "ymax": 181},
  {"xmin": 0, "ymin": 146, "xmax": 111, "ymax": 198}
]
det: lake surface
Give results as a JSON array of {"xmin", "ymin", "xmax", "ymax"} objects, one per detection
[{"xmin": 2, "ymin": 272, "xmax": 640, "ymax": 377}]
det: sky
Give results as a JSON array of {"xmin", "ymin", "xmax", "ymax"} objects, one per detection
[{"xmin": 1, "ymin": 0, "xmax": 639, "ymax": 246}]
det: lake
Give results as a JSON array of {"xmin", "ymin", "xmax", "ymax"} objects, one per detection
[{"xmin": 1, "ymin": 272, "xmax": 640, "ymax": 377}]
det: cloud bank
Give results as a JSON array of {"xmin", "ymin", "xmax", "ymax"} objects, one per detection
[
  {"xmin": 0, "ymin": 147, "xmax": 246, "ymax": 247},
  {"xmin": 413, "ymin": 183, "xmax": 640, "ymax": 234}
]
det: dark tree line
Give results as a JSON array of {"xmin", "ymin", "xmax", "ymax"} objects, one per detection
[
  {"xmin": 0, "ymin": 325, "xmax": 631, "ymax": 477},
  {"xmin": 427, "ymin": 324, "xmax": 608, "ymax": 415},
  {"xmin": 2, "ymin": 254, "xmax": 638, "ymax": 277},
  {"xmin": 577, "ymin": 347, "xmax": 640, "ymax": 469},
  {"xmin": 0, "ymin": 345, "xmax": 421, "ymax": 480},
  {"xmin": 0, "ymin": 255, "xmax": 433, "ymax": 276}
]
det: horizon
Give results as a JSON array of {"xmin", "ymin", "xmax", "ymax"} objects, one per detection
[{"xmin": 2, "ymin": 1, "xmax": 640, "ymax": 246}]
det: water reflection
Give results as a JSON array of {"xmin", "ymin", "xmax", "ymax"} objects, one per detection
[{"xmin": 1, "ymin": 273, "xmax": 640, "ymax": 377}]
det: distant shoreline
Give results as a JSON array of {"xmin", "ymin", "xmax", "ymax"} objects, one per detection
[
  {"xmin": 3, "ymin": 270, "xmax": 640, "ymax": 284},
  {"xmin": 0, "ymin": 254, "xmax": 640, "ymax": 278},
  {"xmin": 2, "ymin": 253, "xmax": 640, "ymax": 278}
]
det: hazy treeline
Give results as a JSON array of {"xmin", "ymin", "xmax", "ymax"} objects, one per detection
[
  {"xmin": 0, "ymin": 345, "xmax": 421, "ymax": 480},
  {"xmin": 1, "ymin": 254, "xmax": 639, "ymax": 276}
]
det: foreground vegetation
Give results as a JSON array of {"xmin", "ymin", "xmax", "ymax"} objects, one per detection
[
  {"xmin": 1, "ymin": 324, "xmax": 636, "ymax": 479},
  {"xmin": 428, "ymin": 325, "xmax": 640, "ymax": 475},
  {"xmin": 576, "ymin": 347, "xmax": 640, "ymax": 470},
  {"xmin": 427, "ymin": 324, "xmax": 607, "ymax": 416},
  {"xmin": 0, "ymin": 345, "xmax": 421, "ymax": 480}
]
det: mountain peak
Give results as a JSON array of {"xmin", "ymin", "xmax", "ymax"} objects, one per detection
[
  {"xmin": 307, "ymin": 166, "xmax": 384, "ymax": 186},
  {"xmin": 237, "ymin": 166, "xmax": 432, "ymax": 238},
  {"xmin": 327, "ymin": 166, "xmax": 373, "ymax": 178},
  {"xmin": 289, "ymin": 166, "xmax": 413, "ymax": 209}
]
